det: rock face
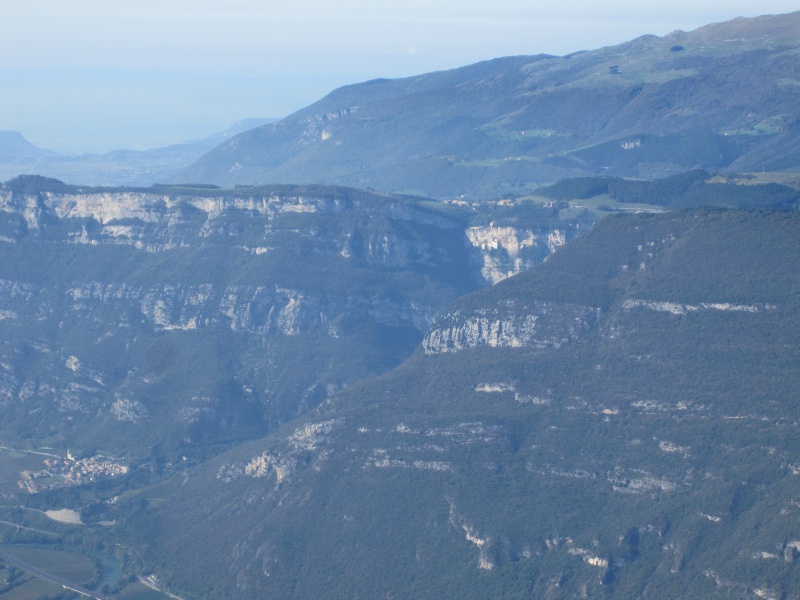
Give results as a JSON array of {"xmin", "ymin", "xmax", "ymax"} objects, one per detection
[
  {"xmin": 422, "ymin": 300, "xmax": 599, "ymax": 354},
  {"xmin": 0, "ymin": 178, "xmax": 599, "ymax": 459},
  {"xmin": 0, "ymin": 180, "xmax": 484, "ymax": 457},
  {"xmin": 0, "ymin": 185, "xmax": 452, "ymax": 260},
  {"xmin": 465, "ymin": 224, "xmax": 570, "ymax": 284}
]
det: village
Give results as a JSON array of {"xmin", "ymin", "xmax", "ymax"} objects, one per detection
[{"xmin": 18, "ymin": 451, "xmax": 128, "ymax": 494}]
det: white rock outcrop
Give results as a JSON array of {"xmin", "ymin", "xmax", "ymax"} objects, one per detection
[{"xmin": 423, "ymin": 301, "xmax": 599, "ymax": 354}]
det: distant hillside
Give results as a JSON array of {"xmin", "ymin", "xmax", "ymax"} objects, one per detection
[
  {"xmin": 0, "ymin": 131, "xmax": 53, "ymax": 161},
  {"xmin": 536, "ymin": 169, "xmax": 800, "ymax": 210},
  {"xmin": 179, "ymin": 11, "xmax": 800, "ymax": 199},
  {"xmin": 0, "ymin": 118, "xmax": 278, "ymax": 187},
  {"xmin": 127, "ymin": 209, "xmax": 800, "ymax": 599}
]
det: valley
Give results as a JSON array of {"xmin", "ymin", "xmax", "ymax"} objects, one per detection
[{"xmin": 0, "ymin": 9, "xmax": 798, "ymax": 599}]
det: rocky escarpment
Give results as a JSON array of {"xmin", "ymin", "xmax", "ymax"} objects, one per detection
[
  {"xmin": 0, "ymin": 181, "xmax": 485, "ymax": 457},
  {"xmin": 0, "ymin": 184, "xmax": 455, "ymax": 263},
  {"xmin": 0, "ymin": 184, "xmax": 470, "ymax": 339},
  {"xmin": 59, "ymin": 281, "xmax": 440, "ymax": 335},
  {"xmin": 466, "ymin": 223, "xmax": 568, "ymax": 284},
  {"xmin": 422, "ymin": 300, "xmax": 600, "ymax": 354}
]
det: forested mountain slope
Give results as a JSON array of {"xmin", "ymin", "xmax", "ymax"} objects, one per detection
[{"xmin": 126, "ymin": 209, "xmax": 800, "ymax": 599}]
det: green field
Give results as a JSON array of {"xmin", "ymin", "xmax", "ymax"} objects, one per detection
[
  {"xmin": 735, "ymin": 171, "xmax": 800, "ymax": 188},
  {"xmin": 518, "ymin": 192, "xmax": 665, "ymax": 219},
  {"xmin": 561, "ymin": 194, "xmax": 664, "ymax": 217},
  {"xmin": 0, "ymin": 542, "xmax": 157, "ymax": 599},
  {"xmin": 484, "ymin": 127, "xmax": 561, "ymax": 141},
  {"xmin": 0, "ymin": 545, "xmax": 95, "ymax": 585},
  {"xmin": 0, "ymin": 450, "xmax": 52, "ymax": 494},
  {"xmin": 0, "ymin": 572, "xmax": 64, "ymax": 599},
  {"xmin": 454, "ymin": 155, "xmax": 541, "ymax": 167},
  {"xmin": 0, "ymin": 520, "xmax": 58, "ymax": 541}
]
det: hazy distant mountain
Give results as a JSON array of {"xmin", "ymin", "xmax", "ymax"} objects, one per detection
[
  {"xmin": 0, "ymin": 118, "xmax": 278, "ymax": 187},
  {"xmin": 180, "ymin": 11, "xmax": 800, "ymax": 199},
  {"xmin": 185, "ymin": 117, "xmax": 278, "ymax": 148},
  {"xmin": 0, "ymin": 130, "xmax": 54, "ymax": 161}
]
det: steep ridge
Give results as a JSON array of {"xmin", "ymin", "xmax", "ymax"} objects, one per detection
[
  {"xmin": 180, "ymin": 12, "xmax": 800, "ymax": 199},
  {"xmin": 129, "ymin": 209, "xmax": 800, "ymax": 598}
]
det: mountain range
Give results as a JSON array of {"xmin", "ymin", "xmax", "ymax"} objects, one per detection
[
  {"xmin": 0, "ymin": 10, "xmax": 798, "ymax": 600},
  {"xmin": 178, "ymin": 11, "xmax": 800, "ymax": 199},
  {"xmin": 0, "ymin": 118, "xmax": 276, "ymax": 188},
  {"xmin": 5, "ymin": 12, "xmax": 799, "ymax": 200},
  {"xmin": 0, "ymin": 132, "xmax": 56, "ymax": 162},
  {"xmin": 0, "ymin": 177, "xmax": 490, "ymax": 461},
  {"xmin": 124, "ymin": 208, "xmax": 800, "ymax": 599},
  {"xmin": 0, "ymin": 165, "xmax": 797, "ymax": 597}
]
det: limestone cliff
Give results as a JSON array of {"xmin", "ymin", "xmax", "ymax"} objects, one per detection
[
  {"xmin": 0, "ymin": 182, "xmax": 481, "ymax": 456},
  {"xmin": 466, "ymin": 223, "xmax": 567, "ymax": 284},
  {"xmin": 423, "ymin": 300, "xmax": 600, "ymax": 354}
]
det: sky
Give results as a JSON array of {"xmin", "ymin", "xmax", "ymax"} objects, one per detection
[{"xmin": 1, "ymin": 1, "xmax": 798, "ymax": 154}]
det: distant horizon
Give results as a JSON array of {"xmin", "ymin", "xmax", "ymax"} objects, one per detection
[
  {"xmin": 1, "ymin": 1, "xmax": 798, "ymax": 154},
  {"xmin": 0, "ymin": 116, "xmax": 282, "ymax": 157}
]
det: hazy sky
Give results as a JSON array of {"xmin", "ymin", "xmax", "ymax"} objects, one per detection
[{"xmin": 1, "ymin": 1, "xmax": 797, "ymax": 153}]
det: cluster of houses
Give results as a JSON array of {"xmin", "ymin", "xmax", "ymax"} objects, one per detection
[{"xmin": 19, "ymin": 451, "xmax": 128, "ymax": 493}]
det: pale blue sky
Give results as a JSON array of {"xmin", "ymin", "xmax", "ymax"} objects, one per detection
[{"xmin": 1, "ymin": 1, "xmax": 797, "ymax": 153}]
